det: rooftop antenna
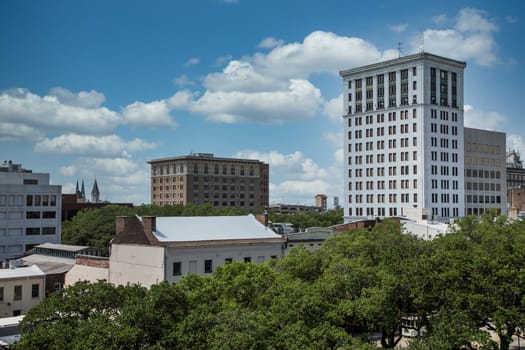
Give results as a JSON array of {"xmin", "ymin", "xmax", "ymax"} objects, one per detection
[
  {"xmin": 397, "ymin": 42, "xmax": 403, "ymax": 58},
  {"xmin": 420, "ymin": 31, "xmax": 425, "ymax": 53}
]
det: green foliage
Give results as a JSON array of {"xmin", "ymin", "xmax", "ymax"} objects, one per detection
[
  {"xmin": 20, "ymin": 215, "xmax": 525, "ymax": 350},
  {"xmin": 269, "ymin": 208, "xmax": 343, "ymax": 230},
  {"xmin": 62, "ymin": 204, "xmax": 248, "ymax": 254}
]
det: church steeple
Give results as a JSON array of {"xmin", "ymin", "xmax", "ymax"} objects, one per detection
[
  {"xmin": 91, "ymin": 177, "xmax": 100, "ymax": 203},
  {"xmin": 81, "ymin": 179, "xmax": 86, "ymax": 202}
]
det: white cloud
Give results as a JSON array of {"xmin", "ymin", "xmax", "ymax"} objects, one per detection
[
  {"xmin": 505, "ymin": 15, "xmax": 519, "ymax": 24},
  {"xmin": 173, "ymin": 74, "xmax": 196, "ymax": 87},
  {"xmin": 257, "ymin": 37, "xmax": 284, "ymax": 49},
  {"xmin": 389, "ymin": 24, "xmax": 408, "ymax": 33},
  {"xmin": 0, "ymin": 122, "xmax": 44, "ymax": 142},
  {"xmin": 464, "ymin": 105, "xmax": 508, "ymax": 131},
  {"xmin": 215, "ymin": 54, "xmax": 233, "ymax": 66},
  {"xmin": 507, "ymin": 135, "xmax": 525, "ymax": 155},
  {"xmin": 321, "ymin": 132, "xmax": 342, "ymax": 148},
  {"xmin": 322, "ymin": 94, "xmax": 343, "ymax": 123},
  {"xmin": 251, "ymin": 31, "xmax": 385, "ymax": 79},
  {"xmin": 35, "ymin": 134, "xmax": 157, "ymax": 157},
  {"xmin": 203, "ymin": 60, "xmax": 286, "ymax": 92},
  {"xmin": 48, "ymin": 87, "xmax": 105, "ymax": 108},
  {"xmin": 0, "ymin": 88, "xmax": 120, "ymax": 134},
  {"xmin": 121, "ymin": 100, "xmax": 177, "ymax": 129},
  {"xmin": 170, "ymin": 79, "xmax": 322, "ymax": 124},
  {"xmin": 432, "ymin": 14, "xmax": 448, "ymax": 25},
  {"xmin": 184, "ymin": 57, "xmax": 200, "ymax": 66},
  {"xmin": 60, "ymin": 165, "xmax": 77, "ymax": 176},
  {"xmin": 416, "ymin": 8, "xmax": 499, "ymax": 66},
  {"xmin": 334, "ymin": 148, "xmax": 343, "ymax": 165}
]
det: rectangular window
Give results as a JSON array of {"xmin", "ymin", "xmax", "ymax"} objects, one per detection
[
  {"xmin": 26, "ymin": 211, "xmax": 40, "ymax": 219},
  {"xmin": 26, "ymin": 195, "xmax": 33, "ymax": 206},
  {"xmin": 14, "ymin": 285, "xmax": 22, "ymax": 301},
  {"xmin": 42, "ymin": 211, "xmax": 56, "ymax": 219},
  {"xmin": 244, "ymin": 257, "xmax": 252, "ymax": 263},
  {"xmin": 204, "ymin": 259, "xmax": 213, "ymax": 273},
  {"xmin": 54, "ymin": 282, "xmax": 62, "ymax": 292},
  {"xmin": 0, "ymin": 287, "xmax": 3, "ymax": 301},
  {"xmin": 32, "ymin": 284, "xmax": 39, "ymax": 298},
  {"xmin": 42, "ymin": 227, "xmax": 56, "ymax": 235},
  {"xmin": 23, "ymin": 179, "xmax": 38, "ymax": 185},
  {"xmin": 173, "ymin": 262, "xmax": 182, "ymax": 276},
  {"xmin": 26, "ymin": 227, "xmax": 40, "ymax": 235}
]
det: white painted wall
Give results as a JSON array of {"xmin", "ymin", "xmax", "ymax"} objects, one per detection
[
  {"xmin": 109, "ymin": 244, "xmax": 165, "ymax": 288},
  {"xmin": 0, "ymin": 274, "xmax": 45, "ymax": 318}
]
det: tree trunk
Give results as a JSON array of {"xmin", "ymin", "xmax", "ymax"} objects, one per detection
[
  {"xmin": 498, "ymin": 331, "xmax": 511, "ymax": 350},
  {"xmin": 380, "ymin": 325, "xmax": 403, "ymax": 348}
]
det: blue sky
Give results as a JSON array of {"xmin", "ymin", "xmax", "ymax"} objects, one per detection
[{"xmin": 1, "ymin": 0, "xmax": 523, "ymax": 206}]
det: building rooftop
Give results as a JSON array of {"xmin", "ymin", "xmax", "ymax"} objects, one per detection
[
  {"xmin": 34, "ymin": 243, "xmax": 96, "ymax": 252},
  {"xmin": 148, "ymin": 153, "xmax": 267, "ymax": 164},
  {"xmin": 0, "ymin": 265, "xmax": 44, "ymax": 279},
  {"xmin": 20, "ymin": 254, "xmax": 75, "ymax": 275},
  {"xmin": 152, "ymin": 214, "xmax": 283, "ymax": 242}
]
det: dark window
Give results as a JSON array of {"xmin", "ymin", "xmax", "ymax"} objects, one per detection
[
  {"xmin": 23, "ymin": 179, "xmax": 38, "ymax": 185},
  {"xmin": 42, "ymin": 211, "xmax": 56, "ymax": 219},
  {"xmin": 204, "ymin": 259, "xmax": 213, "ymax": 273},
  {"xmin": 26, "ymin": 195, "xmax": 33, "ymax": 206},
  {"xmin": 42, "ymin": 227, "xmax": 56, "ymax": 235},
  {"xmin": 244, "ymin": 257, "xmax": 252, "ymax": 263},
  {"xmin": 26, "ymin": 227, "xmax": 40, "ymax": 235},
  {"xmin": 172, "ymin": 262, "xmax": 182, "ymax": 276},
  {"xmin": 14, "ymin": 285, "xmax": 22, "ymax": 300},
  {"xmin": 0, "ymin": 287, "xmax": 3, "ymax": 301},
  {"xmin": 32, "ymin": 284, "xmax": 39, "ymax": 298},
  {"xmin": 26, "ymin": 211, "xmax": 40, "ymax": 219},
  {"xmin": 224, "ymin": 258, "xmax": 233, "ymax": 263}
]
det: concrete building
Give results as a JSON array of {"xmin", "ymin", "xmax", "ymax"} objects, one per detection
[
  {"xmin": 148, "ymin": 153, "xmax": 269, "ymax": 211},
  {"xmin": 0, "ymin": 161, "xmax": 61, "ymax": 260},
  {"xmin": 340, "ymin": 52, "xmax": 506, "ymax": 222},
  {"xmin": 315, "ymin": 194, "xmax": 328, "ymax": 211},
  {"xmin": 0, "ymin": 265, "xmax": 45, "ymax": 318},
  {"xmin": 268, "ymin": 203, "xmax": 321, "ymax": 215},
  {"xmin": 464, "ymin": 128, "xmax": 507, "ymax": 215},
  {"xmin": 109, "ymin": 214, "xmax": 285, "ymax": 287},
  {"xmin": 65, "ymin": 255, "xmax": 109, "ymax": 287}
]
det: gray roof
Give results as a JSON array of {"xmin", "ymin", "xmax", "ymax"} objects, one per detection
[
  {"xmin": 153, "ymin": 214, "xmax": 283, "ymax": 243},
  {"xmin": 21, "ymin": 254, "xmax": 75, "ymax": 274},
  {"xmin": 35, "ymin": 243, "xmax": 96, "ymax": 252},
  {"xmin": 0, "ymin": 265, "xmax": 44, "ymax": 279}
]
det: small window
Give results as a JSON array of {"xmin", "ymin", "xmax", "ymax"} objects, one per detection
[
  {"xmin": 173, "ymin": 262, "xmax": 182, "ymax": 276},
  {"xmin": 54, "ymin": 282, "xmax": 61, "ymax": 292},
  {"xmin": 31, "ymin": 284, "xmax": 39, "ymax": 298},
  {"xmin": 14, "ymin": 285, "xmax": 22, "ymax": 300},
  {"xmin": 244, "ymin": 257, "xmax": 251, "ymax": 263},
  {"xmin": 204, "ymin": 259, "xmax": 213, "ymax": 273},
  {"xmin": 0, "ymin": 286, "xmax": 3, "ymax": 301},
  {"xmin": 224, "ymin": 258, "xmax": 233, "ymax": 264}
]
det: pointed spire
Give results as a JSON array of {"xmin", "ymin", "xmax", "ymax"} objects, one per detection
[
  {"xmin": 81, "ymin": 179, "xmax": 86, "ymax": 202},
  {"xmin": 91, "ymin": 177, "xmax": 100, "ymax": 203},
  {"xmin": 75, "ymin": 180, "xmax": 80, "ymax": 195}
]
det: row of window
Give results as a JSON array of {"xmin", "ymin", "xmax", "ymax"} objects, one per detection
[
  {"xmin": 348, "ymin": 110, "xmax": 417, "ymax": 126},
  {"xmin": 350, "ymin": 179, "xmax": 418, "ymax": 191},
  {"xmin": 465, "ymin": 195, "xmax": 502, "ymax": 204},
  {"xmin": 349, "ymin": 193, "xmax": 418, "ymax": 204},
  {"xmin": 465, "ymin": 169, "xmax": 501, "ymax": 179},
  {"xmin": 25, "ymin": 227, "xmax": 57, "ymax": 235},
  {"xmin": 348, "ymin": 207, "xmax": 462, "ymax": 218},
  {"xmin": 0, "ymin": 194, "xmax": 57, "ymax": 207},
  {"xmin": 172, "ymin": 256, "xmax": 276, "ymax": 276},
  {"xmin": 25, "ymin": 211, "xmax": 57, "ymax": 219},
  {"xmin": 348, "ymin": 165, "xmax": 418, "ymax": 178},
  {"xmin": 152, "ymin": 164, "xmax": 257, "ymax": 176},
  {"xmin": 0, "ymin": 284, "xmax": 40, "ymax": 302}
]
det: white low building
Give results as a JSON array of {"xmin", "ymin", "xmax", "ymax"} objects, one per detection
[
  {"xmin": 109, "ymin": 214, "xmax": 285, "ymax": 287},
  {"xmin": 0, "ymin": 265, "xmax": 45, "ymax": 318}
]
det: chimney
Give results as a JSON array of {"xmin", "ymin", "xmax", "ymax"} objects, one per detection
[
  {"xmin": 142, "ymin": 216, "xmax": 156, "ymax": 234},
  {"xmin": 115, "ymin": 216, "xmax": 129, "ymax": 236},
  {"xmin": 255, "ymin": 210, "xmax": 269, "ymax": 227}
]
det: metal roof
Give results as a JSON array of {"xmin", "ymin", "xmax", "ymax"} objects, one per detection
[
  {"xmin": 35, "ymin": 243, "xmax": 95, "ymax": 252},
  {"xmin": 0, "ymin": 265, "xmax": 45, "ymax": 279},
  {"xmin": 153, "ymin": 214, "xmax": 283, "ymax": 243}
]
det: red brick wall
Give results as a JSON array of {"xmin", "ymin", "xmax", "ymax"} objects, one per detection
[{"xmin": 75, "ymin": 255, "xmax": 109, "ymax": 268}]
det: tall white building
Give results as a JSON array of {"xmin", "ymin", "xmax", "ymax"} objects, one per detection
[
  {"xmin": 0, "ymin": 161, "xmax": 62, "ymax": 260},
  {"xmin": 340, "ymin": 53, "xmax": 466, "ymax": 222}
]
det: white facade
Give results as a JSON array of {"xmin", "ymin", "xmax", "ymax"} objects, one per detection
[
  {"xmin": 109, "ymin": 215, "xmax": 285, "ymax": 287},
  {"xmin": 0, "ymin": 265, "xmax": 45, "ymax": 318},
  {"xmin": 341, "ymin": 53, "xmax": 466, "ymax": 222},
  {"xmin": 0, "ymin": 162, "xmax": 62, "ymax": 260}
]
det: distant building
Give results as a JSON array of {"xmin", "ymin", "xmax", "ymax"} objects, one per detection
[
  {"xmin": 148, "ymin": 153, "xmax": 269, "ymax": 211},
  {"xmin": 268, "ymin": 203, "xmax": 321, "ymax": 215},
  {"xmin": 333, "ymin": 196, "xmax": 340, "ymax": 209},
  {"xmin": 61, "ymin": 178, "xmax": 133, "ymax": 221},
  {"xmin": 463, "ymin": 128, "xmax": 507, "ymax": 216},
  {"xmin": 0, "ymin": 161, "xmax": 61, "ymax": 260},
  {"xmin": 109, "ymin": 214, "xmax": 285, "ymax": 287},
  {"xmin": 0, "ymin": 265, "xmax": 45, "ymax": 317},
  {"xmin": 315, "ymin": 194, "xmax": 328, "ymax": 211}
]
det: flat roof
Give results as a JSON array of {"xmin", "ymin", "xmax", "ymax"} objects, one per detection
[
  {"xmin": 148, "ymin": 154, "xmax": 266, "ymax": 165},
  {"xmin": 21, "ymin": 254, "xmax": 75, "ymax": 274},
  {"xmin": 35, "ymin": 243, "xmax": 97, "ymax": 252},
  {"xmin": 152, "ymin": 214, "xmax": 283, "ymax": 243},
  {"xmin": 0, "ymin": 265, "xmax": 44, "ymax": 279}
]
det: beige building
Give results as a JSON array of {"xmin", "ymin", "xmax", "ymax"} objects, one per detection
[
  {"xmin": 463, "ymin": 128, "xmax": 507, "ymax": 216},
  {"xmin": 0, "ymin": 265, "xmax": 45, "ymax": 318},
  {"xmin": 148, "ymin": 153, "xmax": 269, "ymax": 211},
  {"xmin": 109, "ymin": 214, "xmax": 285, "ymax": 287}
]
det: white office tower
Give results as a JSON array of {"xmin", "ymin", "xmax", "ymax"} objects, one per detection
[
  {"xmin": 0, "ymin": 161, "xmax": 62, "ymax": 260},
  {"xmin": 340, "ymin": 53, "xmax": 466, "ymax": 222}
]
